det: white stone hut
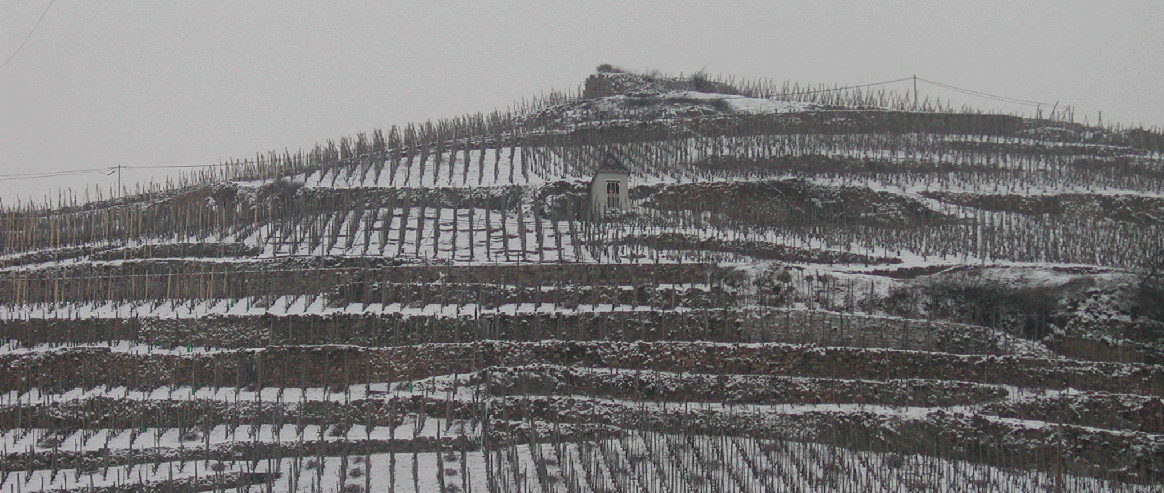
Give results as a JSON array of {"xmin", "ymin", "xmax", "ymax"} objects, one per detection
[{"xmin": 590, "ymin": 153, "xmax": 630, "ymax": 216}]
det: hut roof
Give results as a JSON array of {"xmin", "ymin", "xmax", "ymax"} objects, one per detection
[{"xmin": 596, "ymin": 153, "xmax": 630, "ymax": 174}]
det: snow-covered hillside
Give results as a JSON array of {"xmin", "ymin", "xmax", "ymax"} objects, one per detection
[{"xmin": 2, "ymin": 69, "xmax": 1163, "ymax": 492}]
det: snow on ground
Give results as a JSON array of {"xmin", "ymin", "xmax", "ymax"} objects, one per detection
[
  {"xmin": 0, "ymin": 433, "xmax": 1150, "ymax": 493},
  {"xmin": 8, "ymin": 124, "xmax": 1158, "ymax": 207},
  {"xmin": 654, "ymin": 90, "xmax": 821, "ymax": 114},
  {"xmin": 0, "ymin": 298, "xmax": 703, "ymax": 321}
]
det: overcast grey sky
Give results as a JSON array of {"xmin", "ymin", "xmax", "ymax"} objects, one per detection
[{"xmin": 1, "ymin": 0, "xmax": 1161, "ymax": 202}]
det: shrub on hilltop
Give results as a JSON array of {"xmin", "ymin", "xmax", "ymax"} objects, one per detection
[
  {"xmin": 258, "ymin": 178, "xmax": 304, "ymax": 200},
  {"xmin": 582, "ymin": 67, "xmax": 744, "ymax": 99}
]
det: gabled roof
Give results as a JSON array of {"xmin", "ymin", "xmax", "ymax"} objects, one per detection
[{"xmin": 596, "ymin": 152, "xmax": 630, "ymax": 174}]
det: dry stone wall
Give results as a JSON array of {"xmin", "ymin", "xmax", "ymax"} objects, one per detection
[
  {"xmin": 0, "ymin": 262, "xmax": 724, "ymax": 304},
  {"xmin": 3, "ymin": 307, "xmax": 1038, "ymax": 360},
  {"xmin": 4, "ymin": 342, "xmax": 1161, "ymax": 396},
  {"xmin": 1, "ymin": 310, "xmax": 740, "ymax": 348},
  {"xmin": 743, "ymin": 308, "xmax": 1042, "ymax": 356}
]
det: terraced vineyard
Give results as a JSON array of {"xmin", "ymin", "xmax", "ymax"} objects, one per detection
[{"xmin": 2, "ymin": 70, "xmax": 1163, "ymax": 491}]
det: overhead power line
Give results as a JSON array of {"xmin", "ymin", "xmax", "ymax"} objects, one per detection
[
  {"xmin": 0, "ymin": 167, "xmax": 103, "ymax": 181},
  {"xmin": 775, "ymin": 76, "xmax": 1057, "ymax": 108},
  {"xmin": 776, "ymin": 77, "xmax": 914, "ymax": 97},
  {"xmin": 0, "ymin": 75, "xmax": 1078, "ymax": 183},
  {"xmin": 0, "ymin": 162, "xmax": 230, "ymax": 182},
  {"xmin": 130, "ymin": 163, "xmax": 238, "ymax": 170},
  {"xmin": 0, "ymin": 0, "xmax": 56, "ymax": 71},
  {"xmin": 917, "ymin": 77, "xmax": 1053, "ymax": 107}
]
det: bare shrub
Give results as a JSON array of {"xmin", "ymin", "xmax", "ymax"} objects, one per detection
[
  {"xmin": 691, "ymin": 70, "xmax": 714, "ymax": 92},
  {"xmin": 885, "ymin": 277, "xmax": 1061, "ymax": 339},
  {"xmin": 328, "ymin": 423, "xmax": 351, "ymax": 437},
  {"xmin": 258, "ymin": 178, "xmax": 304, "ymax": 200},
  {"xmin": 1135, "ymin": 246, "xmax": 1164, "ymax": 322}
]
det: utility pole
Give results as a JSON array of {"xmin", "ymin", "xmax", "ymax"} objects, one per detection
[
  {"xmin": 117, "ymin": 164, "xmax": 122, "ymax": 199},
  {"xmin": 913, "ymin": 75, "xmax": 918, "ymax": 107}
]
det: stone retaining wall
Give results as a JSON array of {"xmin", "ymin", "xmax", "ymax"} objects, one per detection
[
  {"xmin": 743, "ymin": 308, "xmax": 1041, "ymax": 356},
  {"xmin": 0, "ymin": 262, "xmax": 724, "ymax": 303},
  {"xmin": 1, "ymin": 310, "xmax": 740, "ymax": 348},
  {"xmin": 4, "ymin": 342, "xmax": 1161, "ymax": 396},
  {"xmin": 3, "ymin": 306, "xmax": 1035, "ymax": 358}
]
